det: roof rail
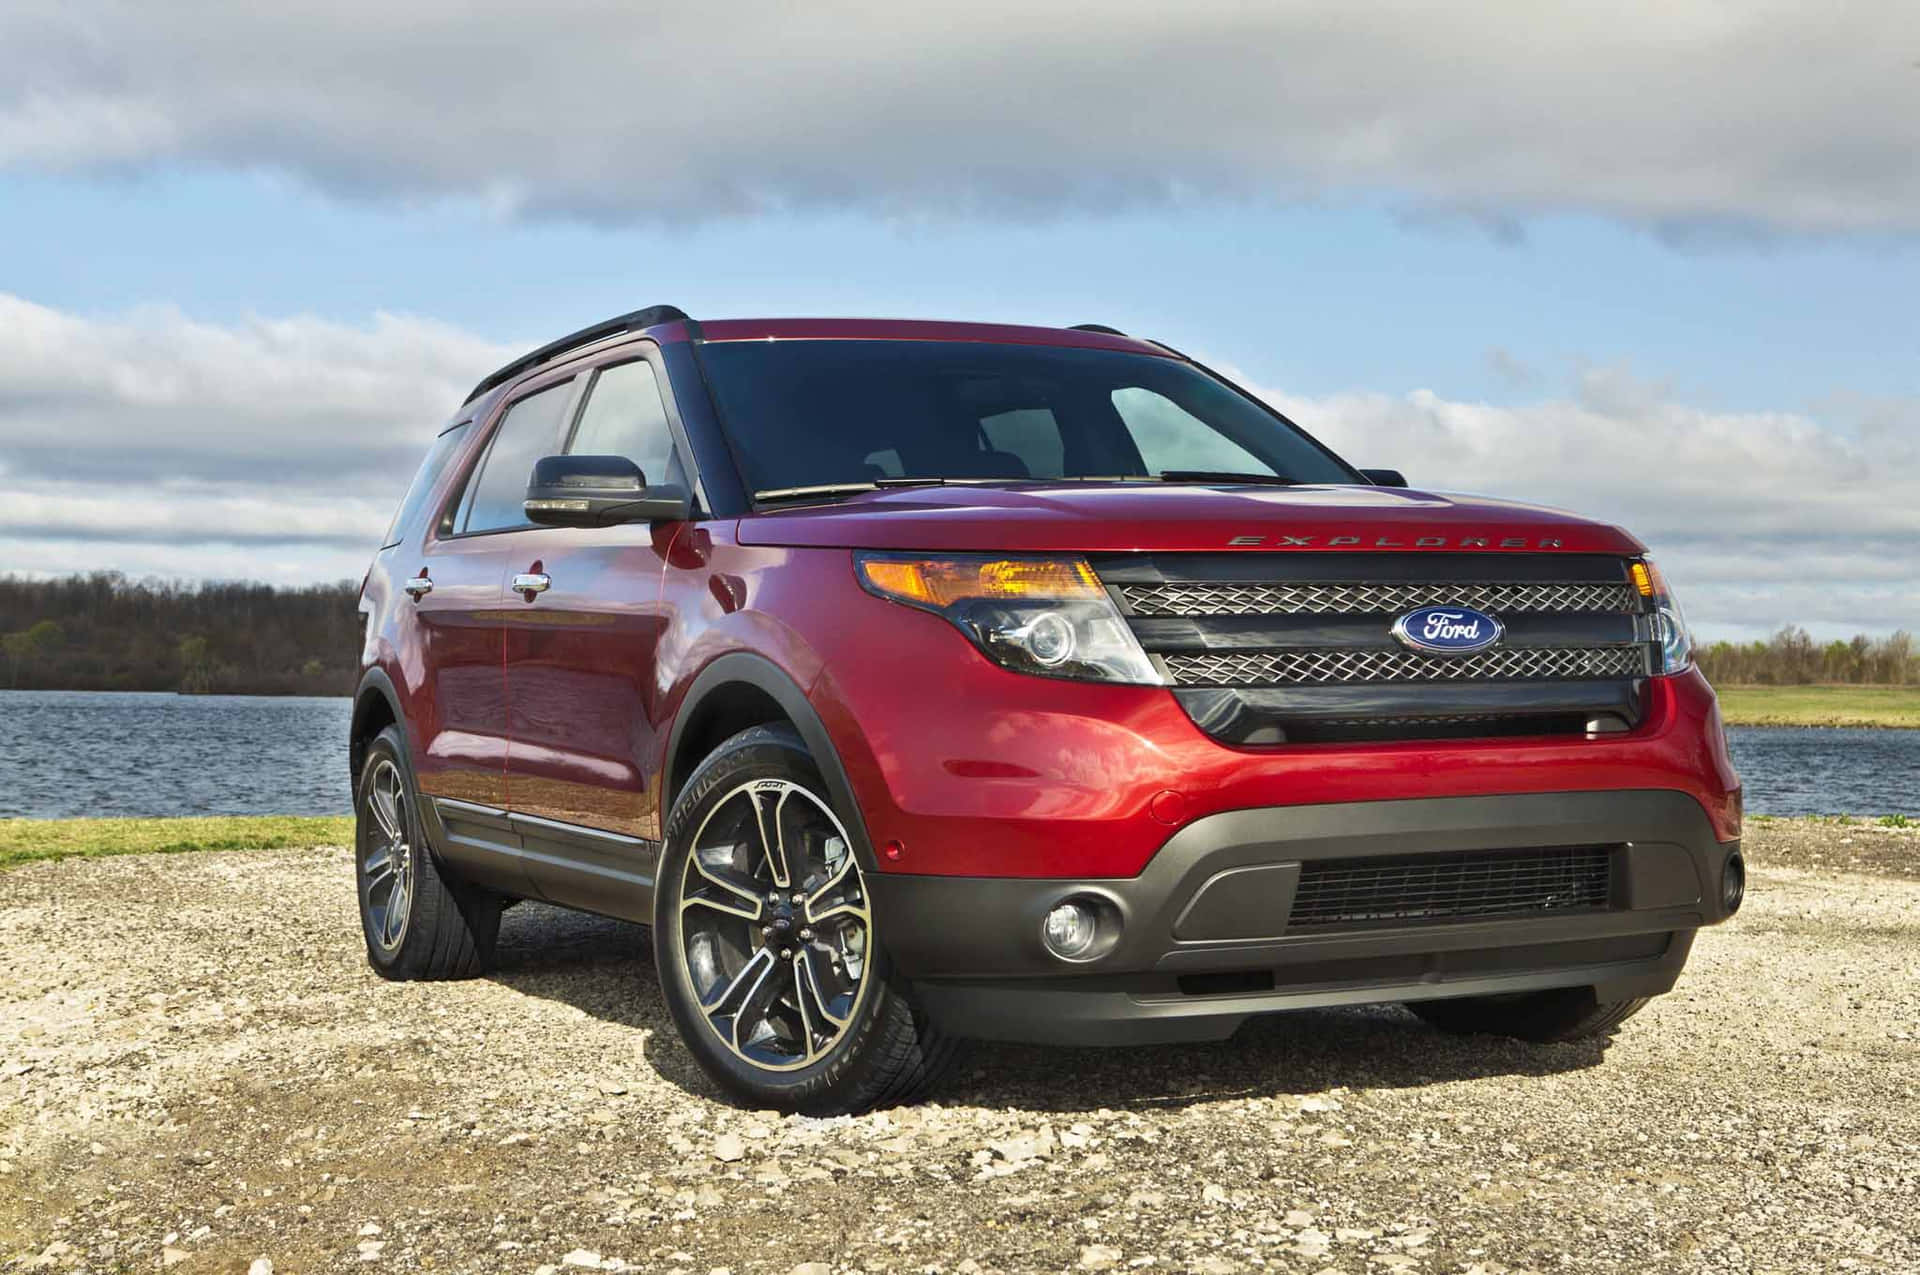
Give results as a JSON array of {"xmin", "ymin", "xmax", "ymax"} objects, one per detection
[
  {"xmin": 1068, "ymin": 323, "xmax": 1128, "ymax": 336},
  {"xmin": 463, "ymin": 304, "xmax": 691, "ymax": 405}
]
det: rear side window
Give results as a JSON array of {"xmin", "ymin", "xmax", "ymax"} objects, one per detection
[
  {"xmin": 568, "ymin": 359, "xmax": 677, "ymax": 486},
  {"xmin": 381, "ymin": 422, "xmax": 471, "ymax": 548},
  {"xmin": 459, "ymin": 381, "xmax": 576, "ymax": 533}
]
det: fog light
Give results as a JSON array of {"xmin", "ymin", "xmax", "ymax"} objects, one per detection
[
  {"xmin": 1722, "ymin": 852, "xmax": 1746, "ymax": 915},
  {"xmin": 1042, "ymin": 900, "xmax": 1099, "ymax": 959}
]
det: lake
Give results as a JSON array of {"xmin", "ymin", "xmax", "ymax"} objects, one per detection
[{"xmin": 1, "ymin": 689, "xmax": 1916, "ymax": 821}]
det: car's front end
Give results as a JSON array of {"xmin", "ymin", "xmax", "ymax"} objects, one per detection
[{"xmin": 681, "ymin": 322, "xmax": 1741, "ymax": 1048}]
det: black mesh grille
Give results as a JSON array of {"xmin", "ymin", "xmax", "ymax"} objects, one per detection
[{"xmin": 1288, "ymin": 847, "xmax": 1615, "ymax": 929}]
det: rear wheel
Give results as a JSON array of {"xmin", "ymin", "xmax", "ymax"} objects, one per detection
[
  {"xmin": 1406, "ymin": 986, "xmax": 1649, "ymax": 1042},
  {"xmin": 655, "ymin": 725, "xmax": 956, "ymax": 1114},
  {"xmin": 355, "ymin": 725, "xmax": 501, "ymax": 980}
]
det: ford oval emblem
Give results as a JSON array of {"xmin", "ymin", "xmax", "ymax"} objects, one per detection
[{"xmin": 1391, "ymin": 605, "xmax": 1505, "ymax": 655}]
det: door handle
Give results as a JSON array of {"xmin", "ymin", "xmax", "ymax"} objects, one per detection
[
  {"xmin": 402, "ymin": 575, "xmax": 433, "ymax": 598},
  {"xmin": 512, "ymin": 572, "xmax": 551, "ymax": 596}
]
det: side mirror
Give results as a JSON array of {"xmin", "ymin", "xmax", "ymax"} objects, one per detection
[
  {"xmin": 524, "ymin": 454, "xmax": 692, "ymax": 527},
  {"xmin": 1359, "ymin": 468, "xmax": 1408, "ymax": 488}
]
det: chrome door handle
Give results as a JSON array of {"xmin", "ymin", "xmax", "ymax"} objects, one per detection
[
  {"xmin": 402, "ymin": 576, "xmax": 433, "ymax": 598},
  {"xmin": 512, "ymin": 572, "xmax": 551, "ymax": 595}
]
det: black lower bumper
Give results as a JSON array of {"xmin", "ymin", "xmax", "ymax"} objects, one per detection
[{"xmin": 866, "ymin": 789, "xmax": 1739, "ymax": 1045}]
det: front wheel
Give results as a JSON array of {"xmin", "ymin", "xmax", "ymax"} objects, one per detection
[{"xmin": 654, "ymin": 725, "xmax": 956, "ymax": 1114}]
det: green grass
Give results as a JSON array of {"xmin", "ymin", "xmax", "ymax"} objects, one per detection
[
  {"xmin": 1714, "ymin": 683, "xmax": 1920, "ymax": 729},
  {"xmin": 0, "ymin": 815, "xmax": 352, "ymax": 869}
]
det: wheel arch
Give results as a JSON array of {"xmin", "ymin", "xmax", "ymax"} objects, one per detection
[
  {"xmin": 664, "ymin": 652, "xmax": 879, "ymax": 871},
  {"xmin": 349, "ymin": 667, "xmax": 404, "ymax": 784}
]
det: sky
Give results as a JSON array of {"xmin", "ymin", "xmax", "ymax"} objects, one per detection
[{"xmin": 0, "ymin": 1, "xmax": 1915, "ymax": 642}]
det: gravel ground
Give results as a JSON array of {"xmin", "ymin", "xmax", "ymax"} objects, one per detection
[{"xmin": 2, "ymin": 820, "xmax": 1915, "ymax": 1275}]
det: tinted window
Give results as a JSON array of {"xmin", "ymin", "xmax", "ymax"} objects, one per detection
[
  {"xmin": 698, "ymin": 341, "xmax": 1355, "ymax": 494},
  {"xmin": 568, "ymin": 359, "xmax": 675, "ymax": 484},
  {"xmin": 461, "ymin": 381, "xmax": 574, "ymax": 533},
  {"xmin": 382, "ymin": 422, "xmax": 471, "ymax": 547},
  {"xmin": 1113, "ymin": 387, "xmax": 1269, "ymax": 476},
  {"xmin": 979, "ymin": 408, "xmax": 1065, "ymax": 479}
]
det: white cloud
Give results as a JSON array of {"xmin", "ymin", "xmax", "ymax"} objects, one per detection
[
  {"xmin": 1247, "ymin": 368, "xmax": 1920, "ymax": 640},
  {"xmin": 1, "ymin": 293, "xmax": 1912, "ymax": 639},
  {"xmin": 0, "ymin": 293, "xmax": 510, "ymax": 583},
  {"xmin": 1, "ymin": 2, "xmax": 1916, "ymax": 232}
]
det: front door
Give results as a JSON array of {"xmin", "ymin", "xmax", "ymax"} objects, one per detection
[{"xmin": 502, "ymin": 351, "xmax": 688, "ymax": 915}]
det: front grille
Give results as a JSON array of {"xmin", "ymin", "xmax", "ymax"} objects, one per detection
[
  {"xmin": 1164, "ymin": 646, "xmax": 1648, "ymax": 686},
  {"xmin": 1120, "ymin": 581, "xmax": 1638, "ymax": 617},
  {"xmin": 1288, "ymin": 847, "xmax": 1615, "ymax": 929},
  {"xmin": 1094, "ymin": 552, "xmax": 1650, "ymax": 744}
]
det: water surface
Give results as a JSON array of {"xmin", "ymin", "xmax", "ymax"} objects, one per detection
[{"xmin": 1, "ymin": 691, "xmax": 1914, "ymax": 820}]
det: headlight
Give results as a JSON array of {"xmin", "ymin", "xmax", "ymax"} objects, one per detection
[
  {"xmin": 1632, "ymin": 559, "xmax": 1694, "ymax": 674},
  {"xmin": 855, "ymin": 553, "xmax": 1161, "ymax": 685}
]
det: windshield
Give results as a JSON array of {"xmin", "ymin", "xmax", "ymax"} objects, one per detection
[{"xmin": 696, "ymin": 340, "xmax": 1359, "ymax": 496}]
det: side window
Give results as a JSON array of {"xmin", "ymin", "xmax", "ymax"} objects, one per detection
[
  {"xmin": 460, "ymin": 380, "xmax": 575, "ymax": 533},
  {"xmin": 1112, "ymin": 387, "xmax": 1274, "ymax": 476},
  {"xmin": 978, "ymin": 408, "xmax": 1065, "ymax": 479},
  {"xmin": 568, "ymin": 359, "xmax": 675, "ymax": 485},
  {"xmin": 382, "ymin": 421, "xmax": 471, "ymax": 547}
]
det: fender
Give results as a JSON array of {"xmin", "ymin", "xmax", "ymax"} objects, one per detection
[
  {"xmin": 664, "ymin": 651, "xmax": 881, "ymax": 872},
  {"xmin": 348, "ymin": 665, "xmax": 404, "ymax": 783}
]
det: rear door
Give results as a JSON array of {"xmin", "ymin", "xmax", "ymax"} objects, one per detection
[{"xmin": 500, "ymin": 349, "xmax": 690, "ymax": 916}]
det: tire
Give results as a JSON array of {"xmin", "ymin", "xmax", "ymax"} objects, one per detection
[
  {"xmin": 654, "ymin": 725, "xmax": 957, "ymax": 1115},
  {"xmin": 1406, "ymin": 986, "xmax": 1650, "ymax": 1043},
  {"xmin": 355, "ymin": 724, "xmax": 502, "ymax": 980}
]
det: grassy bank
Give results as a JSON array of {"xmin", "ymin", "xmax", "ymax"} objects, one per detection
[
  {"xmin": 0, "ymin": 815, "xmax": 353, "ymax": 869},
  {"xmin": 1715, "ymin": 683, "xmax": 1920, "ymax": 729}
]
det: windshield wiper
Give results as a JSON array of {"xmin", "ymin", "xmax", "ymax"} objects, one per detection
[
  {"xmin": 752, "ymin": 477, "xmax": 967, "ymax": 504},
  {"xmin": 1153, "ymin": 470, "xmax": 1302, "ymax": 486}
]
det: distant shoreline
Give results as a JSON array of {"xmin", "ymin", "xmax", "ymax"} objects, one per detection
[{"xmin": 1714, "ymin": 684, "xmax": 1920, "ymax": 730}]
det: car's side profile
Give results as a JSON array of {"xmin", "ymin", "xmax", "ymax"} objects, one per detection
[{"xmin": 353, "ymin": 306, "xmax": 1744, "ymax": 1114}]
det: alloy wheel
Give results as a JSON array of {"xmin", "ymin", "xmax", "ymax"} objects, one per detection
[
  {"xmin": 361, "ymin": 757, "xmax": 415, "ymax": 952},
  {"xmin": 678, "ymin": 778, "xmax": 873, "ymax": 1072}
]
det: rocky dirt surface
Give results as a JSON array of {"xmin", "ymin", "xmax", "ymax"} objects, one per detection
[{"xmin": 1, "ymin": 820, "xmax": 1915, "ymax": 1275}]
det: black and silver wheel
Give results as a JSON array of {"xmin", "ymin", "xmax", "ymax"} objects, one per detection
[
  {"xmin": 656, "ymin": 725, "xmax": 955, "ymax": 1113},
  {"xmin": 354, "ymin": 724, "xmax": 501, "ymax": 980}
]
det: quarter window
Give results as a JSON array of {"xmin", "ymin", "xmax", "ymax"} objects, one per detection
[
  {"xmin": 568, "ymin": 359, "xmax": 676, "ymax": 486},
  {"xmin": 460, "ymin": 380, "xmax": 575, "ymax": 533}
]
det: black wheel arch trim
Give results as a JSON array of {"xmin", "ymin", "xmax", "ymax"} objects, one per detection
[
  {"xmin": 664, "ymin": 651, "xmax": 881, "ymax": 872},
  {"xmin": 349, "ymin": 666, "xmax": 405, "ymax": 783}
]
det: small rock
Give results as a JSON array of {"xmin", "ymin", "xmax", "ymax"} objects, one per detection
[
  {"xmin": 561, "ymin": 1252, "xmax": 604, "ymax": 1269},
  {"xmin": 162, "ymin": 1249, "xmax": 191, "ymax": 1268},
  {"xmin": 713, "ymin": 1133, "xmax": 747, "ymax": 1162},
  {"xmin": 356, "ymin": 1239, "xmax": 386, "ymax": 1262},
  {"xmin": 249, "ymin": 1260, "xmax": 275, "ymax": 1275},
  {"xmin": 358, "ymin": 1223, "xmax": 383, "ymax": 1237},
  {"xmin": 789, "ymin": 1264, "xmax": 833, "ymax": 1275},
  {"xmin": 1080, "ymin": 1245, "xmax": 1124, "ymax": 1270}
]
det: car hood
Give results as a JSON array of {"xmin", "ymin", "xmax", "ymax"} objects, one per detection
[{"xmin": 733, "ymin": 483, "xmax": 1645, "ymax": 556}]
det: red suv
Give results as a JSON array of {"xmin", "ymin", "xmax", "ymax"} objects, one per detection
[{"xmin": 353, "ymin": 307, "xmax": 1744, "ymax": 1114}]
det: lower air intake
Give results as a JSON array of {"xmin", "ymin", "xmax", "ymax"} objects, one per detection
[{"xmin": 1288, "ymin": 847, "xmax": 1615, "ymax": 929}]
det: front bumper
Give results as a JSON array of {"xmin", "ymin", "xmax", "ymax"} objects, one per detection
[{"xmin": 866, "ymin": 789, "xmax": 1738, "ymax": 1045}]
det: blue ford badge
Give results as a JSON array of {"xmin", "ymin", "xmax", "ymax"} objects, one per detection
[{"xmin": 1391, "ymin": 605, "xmax": 1504, "ymax": 655}]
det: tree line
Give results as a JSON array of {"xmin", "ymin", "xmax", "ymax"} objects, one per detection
[
  {"xmin": 0, "ymin": 574, "xmax": 1912, "ymax": 695},
  {"xmin": 1695, "ymin": 627, "xmax": 1914, "ymax": 687},
  {"xmin": 1, "ymin": 574, "xmax": 361, "ymax": 696}
]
